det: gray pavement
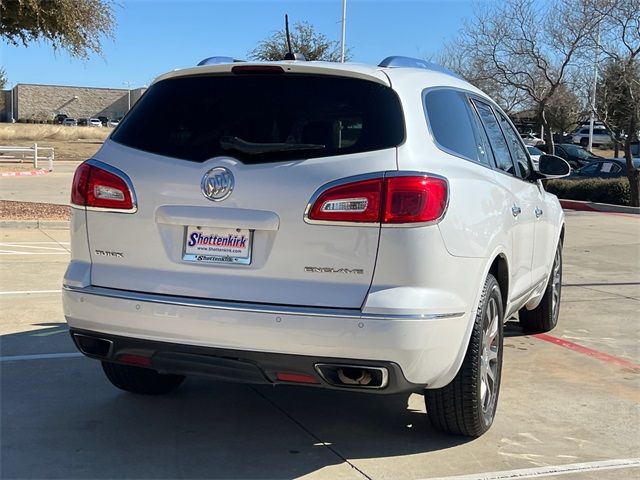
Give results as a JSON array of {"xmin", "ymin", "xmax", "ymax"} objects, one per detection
[
  {"xmin": 0, "ymin": 161, "xmax": 80, "ymax": 204},
  {"xmin": 0, "ymin": 212, "xmax": 639, "ymax": 479}
]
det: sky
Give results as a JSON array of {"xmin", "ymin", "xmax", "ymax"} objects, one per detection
[{"xmin": 1, "ymin": 0, "xmax": 475, "ymax": 90}]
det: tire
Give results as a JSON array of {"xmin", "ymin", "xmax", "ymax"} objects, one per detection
[
  {"xmin": 520, "ymin": 241, "xmax": 563, "ymax": 333},
  {"xmin": 579, "ymin": 137, "xmax": 588, "ymax": 147},
  {"xmin": 425, "ymin": 274, "xmax": 504, "ymax": 437},
  {"xmin": 101, "ymin": 361, "xmax": 185, "ymax": 395}
]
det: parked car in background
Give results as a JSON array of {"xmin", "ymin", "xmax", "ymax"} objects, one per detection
[
  {"xmin": 88, "ymin": 118, "xmax": 103, "ymax": 127},
  {"xmin": 539, "ymin": 143, "xmax": 603, "ymax": 169},
  {"xmin": 62, "ymin": 118, "xmax": 77, "ymax": 126},
  {"xmin": 108, "ymin": 119, "xmax": 120, "ymax": 127},
  {"xmin": 77, "ymin": 118, "xmax": 88, "ymax": 126},
  {"xmin": 64, "ymin": 55, "xmax": 570, "ymax": 438},
  {"xmin": 97, "ymin": 116, "xmax": 110, "ymax": 126},
  {"xmin": 54, "ymin": 113, "xmax": 68, "ymax": 125},
  {"xmin": 567, "ymin": 158, "xmax": 640, "ymax": 180},
  {"xmin": 520, "ymin": 132, "xmax": 544, "ymax": 146},
  {"xmin": 571, "ymin": 127, "xmax": 612, "ymax": 147},
  {"xmin": 526, "ymin": 145, "xmax": 544, "ymax": 170}
]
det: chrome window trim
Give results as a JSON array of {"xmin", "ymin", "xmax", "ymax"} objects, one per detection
[
  {"xmin": 63, "ymin": 284, "xmax": 465, "ymax": 321},
  {"xmin": 70, "ymin": 158, "xmax": 138, "ymax": 214},
  {"xmin": 303, "ymin": 170, "xmax": 449, "ymax": 228}
]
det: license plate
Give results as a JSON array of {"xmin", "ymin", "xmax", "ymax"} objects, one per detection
[{"xmin": 183, "ymin": 226, "xmax": 252, "ymax": 265}]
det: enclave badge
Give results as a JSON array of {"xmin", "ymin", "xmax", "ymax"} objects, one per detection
[{"xmin": 201, "ymin": 167, "xmax": 234, "ymax": 202}]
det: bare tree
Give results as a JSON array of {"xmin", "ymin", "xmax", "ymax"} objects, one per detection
[
  {"xmin": 445, "ymin": 0, "xmax": 611, "ymax": 154},
  {"xmin": 0, "ymin": 0, "xmax": 115, "ymax": 59},
  {"xmin": 249, "ymin": 21, "xmax": 349, "ymax": 62},
  {"xmin": 592, "ymin": 0, "xmax": 640, "ymax": 206},
  {"xmin": 546, "ymin": 83, "xmax": 584, "ymax": 136}
]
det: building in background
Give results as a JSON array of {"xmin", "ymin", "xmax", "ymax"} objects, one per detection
[{"xmin": 0, "ymin": 84, "xmax": 146, "ymax": 123}]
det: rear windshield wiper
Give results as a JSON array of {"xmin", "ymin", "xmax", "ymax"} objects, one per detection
[{"xmin": 220, "ymin": 136, "xmax": 325, "ymax": 155}]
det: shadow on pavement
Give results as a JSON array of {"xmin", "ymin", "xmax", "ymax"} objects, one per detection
[{"xmin": 1, "ymin": 326, "xmax": 471, "ymax": 479}]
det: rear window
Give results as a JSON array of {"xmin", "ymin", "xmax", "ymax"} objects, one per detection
[{"xmin": 111, "ymin": 74, "xmax": 405, "ymax": 163}]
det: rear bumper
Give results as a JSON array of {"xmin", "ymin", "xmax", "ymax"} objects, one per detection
[
  {"xmin": 62, "ymin": 285, "xmax": 470, "ymax": 387},
  {"xmin": 70, "ymin": 329, "xmax": 418, "ymax": 393}
]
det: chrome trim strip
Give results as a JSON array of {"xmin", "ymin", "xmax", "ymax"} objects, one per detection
[
  {"xmin": 71, "ymin": 159, "xmax": 138, "ymax": 214},
  {"xmin": 63, "ymin": 285, "xmax": 465, "ymax": 321}
]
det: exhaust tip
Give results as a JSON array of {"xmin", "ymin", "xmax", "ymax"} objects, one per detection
[
  {"xmin": 72, "ymin": 333, "xmax": 113, "ymax": 358},
  {"xmin": 314, "ymin": 363, "xmax": 388, "ymax": 389}
]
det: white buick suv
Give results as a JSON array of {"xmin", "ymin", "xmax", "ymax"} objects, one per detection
[{"xmin": 63, "ymin": 56, "xmax": 570, "ymax": 437}]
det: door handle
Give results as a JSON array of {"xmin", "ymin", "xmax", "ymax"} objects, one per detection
[
  {"xmin": 535, "ymin": 207, "xmax": 543, "ymax": 218},
  {"xmin": 511, "ymin": 205, "xmax": 522, "ymax": 217}
]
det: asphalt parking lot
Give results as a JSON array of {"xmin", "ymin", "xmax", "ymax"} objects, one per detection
[{"xmin": 0, "ymin": 211, "xmax": 638, "ymax": 480}]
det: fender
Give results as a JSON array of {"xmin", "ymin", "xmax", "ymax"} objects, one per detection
[{"xmin": 428, "ymin": 246, "xmax": 510, "ymax": 389}]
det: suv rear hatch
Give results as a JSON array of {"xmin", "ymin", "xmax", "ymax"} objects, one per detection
[{"xmin": 82, "ymin": 67, "xmax": 404, "ymax": 308}]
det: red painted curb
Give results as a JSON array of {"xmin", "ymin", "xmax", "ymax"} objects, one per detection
[
  {"xmin": 534, "ymin": 333, "xmax": 640, "ymax": 370},
  {"xmin": 0, "ymin": 169, "xmax": 49, "ymax": 177},
  {"xmin": 559, "ymin": 199, "xmax": 598, "ymax": 211},
  {"xmin": 560, "ymin": 199, "xmax": 639, "ymax": 215}
]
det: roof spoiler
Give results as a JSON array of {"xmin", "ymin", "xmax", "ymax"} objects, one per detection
[
  {"xmin": 197, "ymin": 56, "xmax": 245, "ymax": 66},
  {"xmin": 378, "ymin": 56, "xmax": 463, "ymax": 79}
]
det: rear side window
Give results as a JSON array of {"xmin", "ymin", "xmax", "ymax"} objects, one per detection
[
  {"xmin": 111, "ymin": 74, "xmax": 405, "ymax": 163},
  {"xmin": 424, "ymin": 89, "xmax": 489, "ymax": 165},
  {"xmin": 472, "ymin": 100, "xmax": 517, "ymax": 176}
]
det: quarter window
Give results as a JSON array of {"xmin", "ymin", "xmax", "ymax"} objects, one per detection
[{"xmin": 424, "ymin": 89, "xmax": 491, "ymax": 166}]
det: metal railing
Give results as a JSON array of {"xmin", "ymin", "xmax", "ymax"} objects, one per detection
[{"xmin": 0, "ymin": 143, "xmax": 55, "ymax": 171}]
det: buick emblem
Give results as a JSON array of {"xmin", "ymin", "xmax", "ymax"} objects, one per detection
[{"xmin": 201, "ymin": 167, "xmax": 234, "ymax": 202}]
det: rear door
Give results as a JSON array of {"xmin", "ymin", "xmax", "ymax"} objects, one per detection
[
  {"xmin": 85, "ymin": 71, "xmax": 404, "ymax": 308},
  {"xmin": 471, "ymin": 99, "xmax": 536, "ymax": 301}
]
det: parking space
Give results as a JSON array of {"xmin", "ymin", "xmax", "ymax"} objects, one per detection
[{"xmin": 1, "ymin": 212, "xmax": 639, "ymax": 479}]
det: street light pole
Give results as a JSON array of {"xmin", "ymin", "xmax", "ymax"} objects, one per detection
[
  {"xmin": 340, "ymin": 0, "xmax": 347, "ymax": 63},
  {"xmin": 588, "ymin": 27, "xmax": 600, "ymax": 153},
  {"xmin": 9, "ymin": 83, "xmax": 14, "ymax": 123},
  {"xmin": 123, "ymin": 81, "xmax": 133, "ymax": 112}
]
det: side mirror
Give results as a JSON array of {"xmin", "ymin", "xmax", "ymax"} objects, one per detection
[{"xmin": 538, "ymin": 154, "xmax": 571, "ymax": 178}]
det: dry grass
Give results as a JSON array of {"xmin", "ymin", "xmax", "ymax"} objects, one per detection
[
  {"xmin": 0, "ymin": 124, "xmax": 107, "ymax": 162},
  {"xmin": 0, "ymin": 123, "xmax": 110, "ymax": 142}
]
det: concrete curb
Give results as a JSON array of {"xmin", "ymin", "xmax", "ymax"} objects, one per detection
[
  {"xmin": 0, "ymin": 219, "xmax": 69, "ymax": 229},
  {"xmin": 560, "ymin": 199, "xmax": 640, "ymax": 215},
  {"xmin": 0, "ymin": 169, "xmax": 49, "ymax": 177}
]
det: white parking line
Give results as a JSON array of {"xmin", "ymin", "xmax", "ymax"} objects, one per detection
[
  {"xmin": 0, "ymin": 352, "xmax": 83, "ymax": 362},
  {"xmin": 1, "ymin": 244, "xmax": 69, "ymax": 251},
  {"xmin": 0, "ymin": 251, "xmax": 69, "ymax": 255},
  {"xmin": 0, "ymin": 242, "xmax": 70, "ymax": 244},
  {"xmin": 0, "ymin": 242, "xmax": 70, "ymax": 255},
  {"xmin": 425, "ymin": 458, "xmax": 640, "ymax": 480},
  {"xmin": 0, "ymin": 290, "xmax": 60, "ymax": 295}
]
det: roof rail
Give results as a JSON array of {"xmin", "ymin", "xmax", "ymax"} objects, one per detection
[
  {"xmin": 378, "ymin": 56, "xmax": 463, "ymax": 79},
  {"xmin": 197, "ymin": 56, "xmax": 245, "ymax": 66}
]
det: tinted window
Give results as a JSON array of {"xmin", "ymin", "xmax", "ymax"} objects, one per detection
[
  {"xmin": 579, "ymin": 163, "xmax": 600, "ymax": 174},
  {"xmin": 424, "ymin": 89, "xmax": 490, "ymax": 165},
  {"xmin": 497, "ymin": 112, "xmax": 532, "ymax": 180},
  {"xmin": 472, "ymin": 100, "xmax": 517, "ymax": 176},
  {"xmin": 600, "ymin": 162, "xmax": 621, "ymax": 173},
  {"xmin": 112, "ymin": 74, "xmax": 405, "ymax": 163}
]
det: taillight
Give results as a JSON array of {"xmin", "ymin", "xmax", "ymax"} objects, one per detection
[
  {"xmin": 383, "ymin": 175, "xmax": 448, "ymax": 224},
  {"xmin": 306, "ymin": 173, "xmax": 448, "ymax": 225},
  {"xmin": 71, "ymin": 160, "xmax": 136, "ymax": 212},
  {"xmin": 308, "ymin": 178, "xmax": 382, "ymax": 223}
]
